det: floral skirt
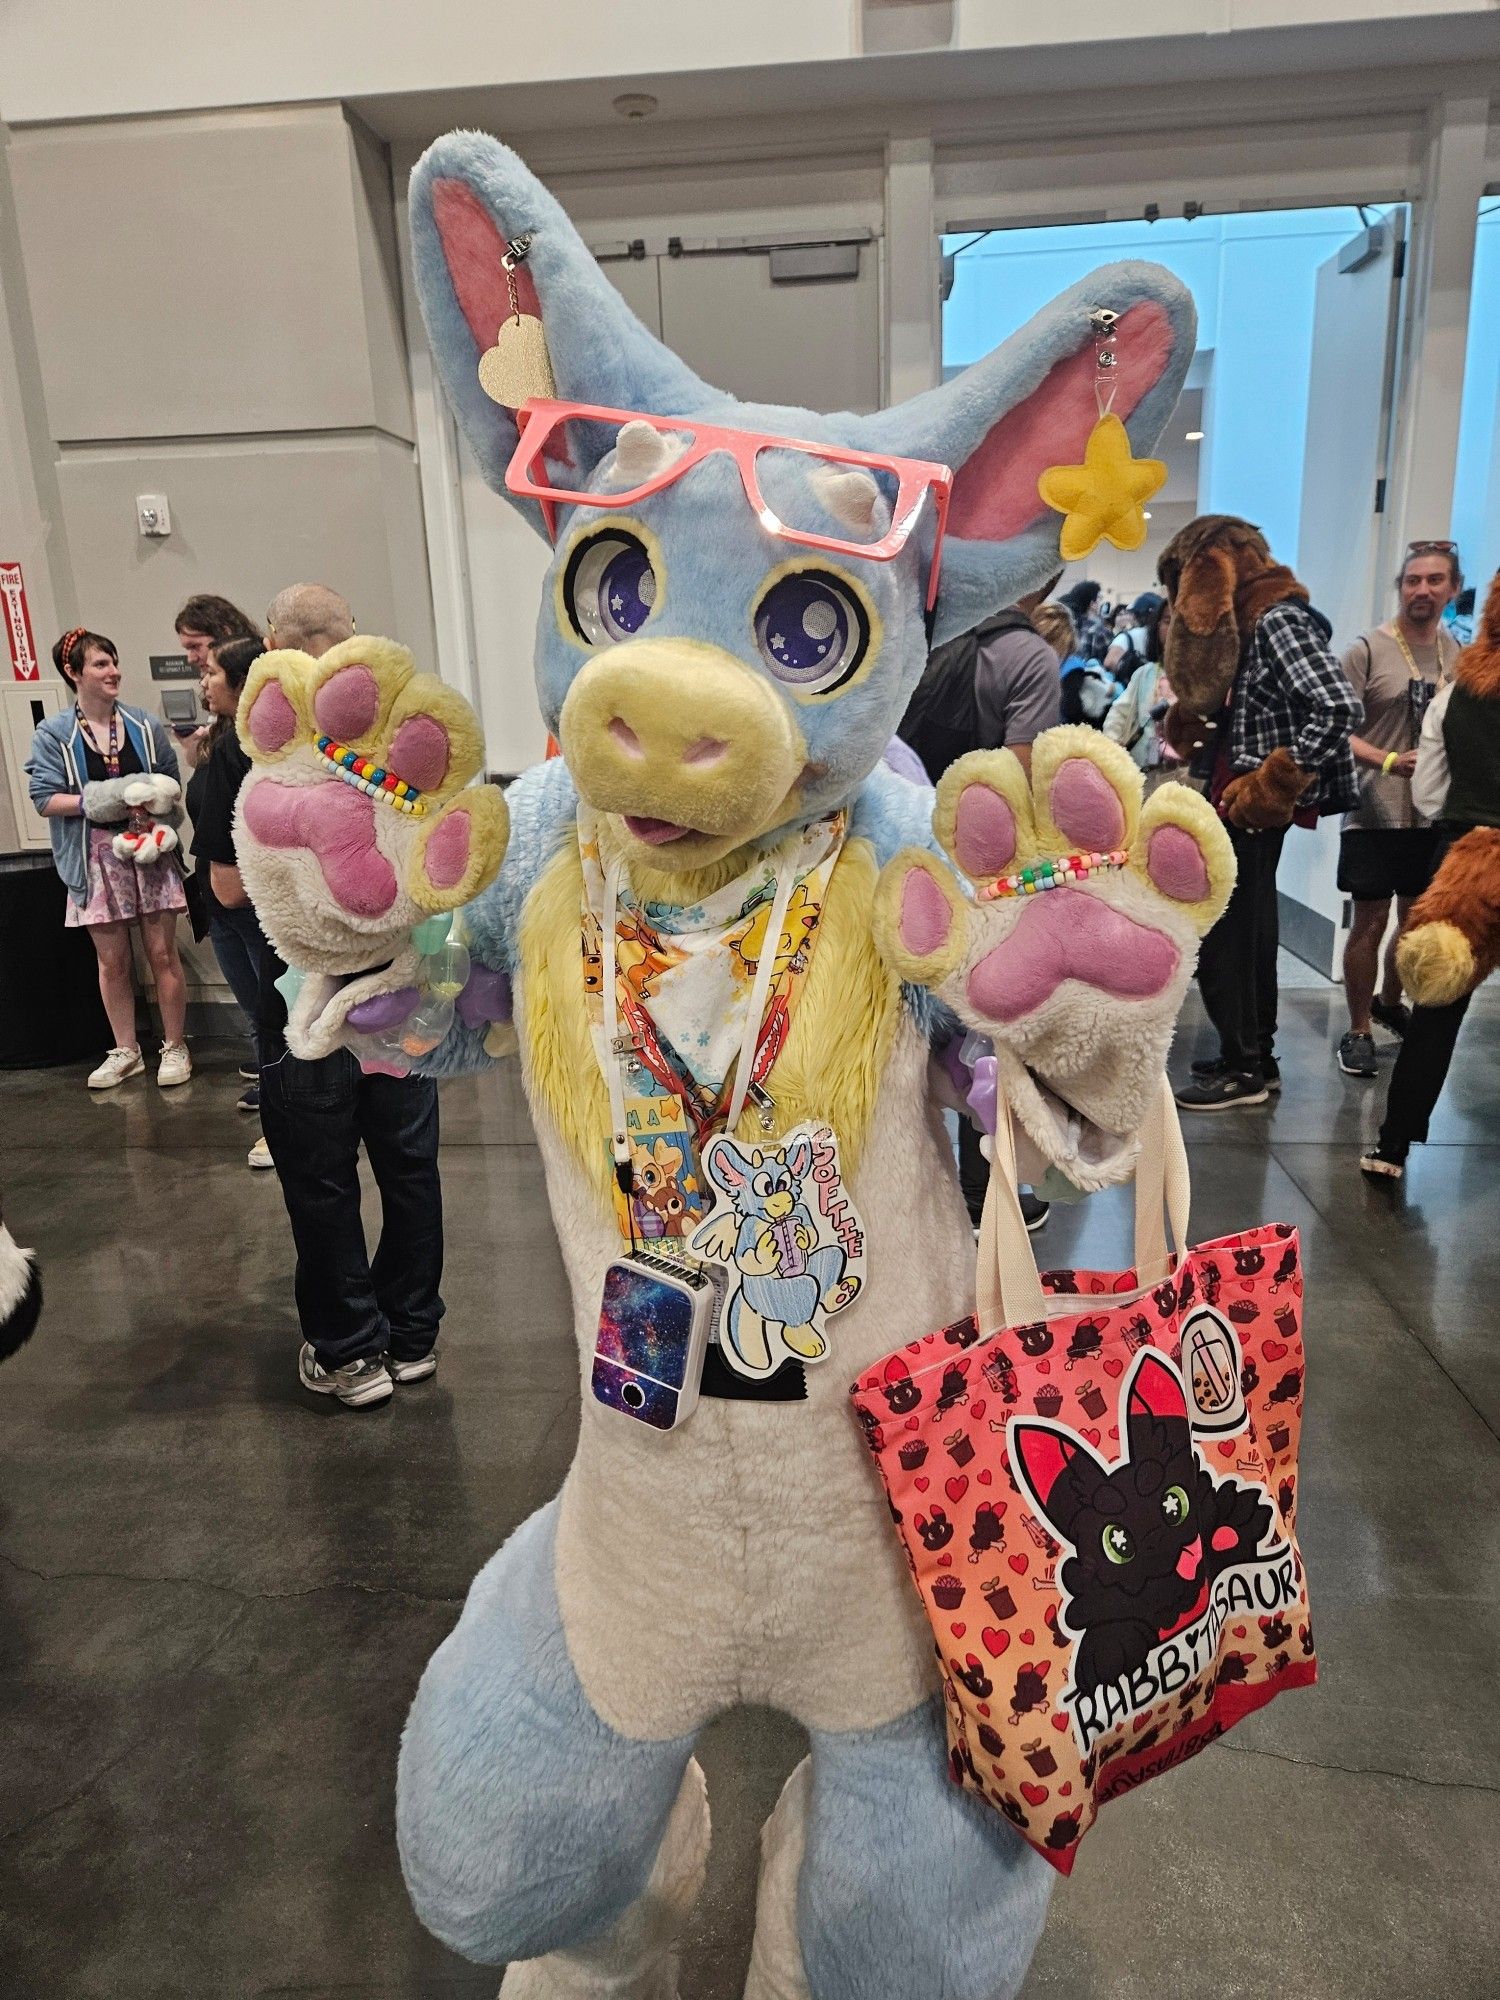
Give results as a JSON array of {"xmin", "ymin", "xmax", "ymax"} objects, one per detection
[{"xmin": 66, "ymin": 824, "xmax": 188, "ymax": 928}]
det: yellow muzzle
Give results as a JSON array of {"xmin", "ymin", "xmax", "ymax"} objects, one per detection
[{"xmin": 559, "ymin": 640, "xmax": 806, "ymax": 845}]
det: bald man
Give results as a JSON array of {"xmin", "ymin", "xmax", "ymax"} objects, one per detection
[
  {"xmin": 264, "ymin": 582, "xmax": 355, "ymax": 657},
  {"xmin": 238, "ymin": 585, "xmax": 445, "ymax": 1409}
]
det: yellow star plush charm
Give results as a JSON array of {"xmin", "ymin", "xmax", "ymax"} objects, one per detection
[{"xmin": 1037, "ymin": 412, "xmax": 1167, "ymax": 561}]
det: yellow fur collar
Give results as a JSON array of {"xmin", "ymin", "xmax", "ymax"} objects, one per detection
[{"xmin": 519, "ymin": 833, "xmax": 899, "ymax": 1200}]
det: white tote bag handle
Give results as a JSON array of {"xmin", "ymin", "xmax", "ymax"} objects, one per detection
[{"xmin": 976, "ymin": 1075, "xmax": 1191, "ymax": 1334}]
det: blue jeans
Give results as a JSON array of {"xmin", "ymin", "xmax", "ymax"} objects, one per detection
[
  {"xmin": 207, "ymin": 902, "xmax": 268, "ymax": 1062},
  {"xmin": 259, "ymin": 1048, "xmax": 444, "ymax": 1369}
]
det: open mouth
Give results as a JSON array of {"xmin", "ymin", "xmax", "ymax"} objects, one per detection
[{"xmin": 623, "ymin": 815, "xmax": 695, "ymax": 846}]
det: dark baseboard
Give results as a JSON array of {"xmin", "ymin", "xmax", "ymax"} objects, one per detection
[
  {"xmin": 1277, "ymin": 892, "xmax": 1337, "ymax": 977},
  {"xmin": 184, "ymin": 997, "xmax": 249, "ymax": 1041}
]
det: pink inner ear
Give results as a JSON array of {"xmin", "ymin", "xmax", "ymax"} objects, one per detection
[
  {"xmin": 1049, "ymin": 758, "xmax": 1125, "ymax": 852},
  {"xmin": 425, "ymin": 807, "xmax": 471, "ymax": 891},
  {"xmin": 1147, "ymin": 824, "xmax": 1210, "ymax": 902},
  {"xmin": 431, "ymin": 178, "xmax": 542, "ymax": 357},
  {"xmin": 314, "ymin": 665, "xmax": 380, "ymax": 742},
  {"xmin": 1013, "ymin": 1426, "xmax": 1076, "ymax": 1509},
  {"xmin": 948, "ymin": 300, "xmax": 1174, "ymax": 544},
  {"xmin": 1129, "ymin": 1352, "xmax": 1188, "ymax": 1425},
  {"xmin": 954, "ymin": 783, "xmax": 1017, "ymax": 878},
  {"xmin": 389, "ymin": 715, "xmax": 451, "ymax": 794},
  {"xmin": 899, "ymin": 866, "xmax": 953, "ymax": 959},
  {"xmin": 247, "ymin": 681, "xmax": 297, "ymax": 754}
]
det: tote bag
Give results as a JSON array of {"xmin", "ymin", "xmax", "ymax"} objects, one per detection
[{"xmin": 851, "ymin": 1078, "xmax": 1315, "ymax": 1872}]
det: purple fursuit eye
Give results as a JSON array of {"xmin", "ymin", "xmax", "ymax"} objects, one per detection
[
  {"xmin": 753, "ymin": 571, "xmax": 870, "ymax": 695},
  {"xmin": 564, "ymin": 530, "xmax": 659, "ymax": 645}
]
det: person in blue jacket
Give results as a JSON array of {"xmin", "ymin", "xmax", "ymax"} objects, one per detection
[{"xmin": 25, "ymin": 626, "xmax": 193, "ymax": 1090}]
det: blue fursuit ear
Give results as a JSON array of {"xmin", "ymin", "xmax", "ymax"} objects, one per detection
[
  {"xmin": 860, "ymin": 262, "xmax": 1196, "ymax": 644},
  {"xmin": 408, "ymin": 131, "xmax": 714, "ymax": 536}
]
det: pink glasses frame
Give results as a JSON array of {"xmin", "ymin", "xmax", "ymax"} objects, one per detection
[{"xmin": 505, "ymin": 398, "xmax": 954, "ymax": 610}]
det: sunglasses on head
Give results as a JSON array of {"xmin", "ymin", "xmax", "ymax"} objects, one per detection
[
  {"xmin": 1404, "ymin": 540, "xmax": 1458, "ymax": 558},
  {"xmin": 505, "ymin": 399, "xmax": 954, "ymax": 610}
]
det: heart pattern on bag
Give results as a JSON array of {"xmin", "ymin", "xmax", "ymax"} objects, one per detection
[{"xmin": 851, "ymin": 1221, "xmax": 1316, "ymax": 1875}]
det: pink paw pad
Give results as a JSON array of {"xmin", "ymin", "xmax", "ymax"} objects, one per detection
[
  {"xmin": 389, "ymin": 714, "xmax": 451, "ymax": 794},
  {"xmin": 313, "ymin": 665, "xmax": 381, "ymax": 742},
  {"xmin": 1146, "ymin": 824, "xmax": 1210, "ymax": 903},
  {"xmin": 425, "ymin": 806, "xmax": 471, "ymax": 891},
  {"xmin": 900, "ymin": 866, "xmax": 953, "ymax": 959},
  {"xmin": 247, "ymin": 681, "xmax": 297, "ymax": 755},
  {"xmin": 954, "ymin": 784, "xmax": 1017, "ymax": 879},
  {"xmin": 1049, "ymin": 759, "xmax": 1125, "ymax": 853}
]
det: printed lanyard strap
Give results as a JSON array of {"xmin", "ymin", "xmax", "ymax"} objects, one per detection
[{"xmin": 602, "ymin": 852, "xmax": 799, "ymax": 1169}]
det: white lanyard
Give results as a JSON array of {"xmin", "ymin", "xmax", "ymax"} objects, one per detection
[{"xmin": 601, "ymin": 849, "xmax": 799, "ymax": 1168}]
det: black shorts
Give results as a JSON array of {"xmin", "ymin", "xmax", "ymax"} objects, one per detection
[{"xmin": 1337, "ymin": 827, "xmax": 1439, "ymax": 902}]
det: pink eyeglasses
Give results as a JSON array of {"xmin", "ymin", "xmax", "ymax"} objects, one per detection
[{"xmin": 505, "ymin": 398, "xmax": 953, "ymax": 610}]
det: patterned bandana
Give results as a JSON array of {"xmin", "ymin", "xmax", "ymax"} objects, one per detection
[{"xmin": 579, "ymin": 808, "xmax": 845, "ymax": 1245}]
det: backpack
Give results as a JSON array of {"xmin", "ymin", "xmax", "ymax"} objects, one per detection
[{"xmin": 897, "ymin": 606, "xmax": 1039, "ymax": 783}]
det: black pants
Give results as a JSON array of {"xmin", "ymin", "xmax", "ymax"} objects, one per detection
[
  {"xmin": 1379, "ymin": 996, "xmax": 1472, "ymax": 1154},
  {"xmin": 260, "ymin": 1048, "xmax": 444, "ymax": 1369},
  {"xmin": 1196, "ymin": 824, "xmax": 1286, "ymax": 1075}
]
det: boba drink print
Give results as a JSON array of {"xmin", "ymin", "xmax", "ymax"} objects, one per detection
[{"xmin": 851, "ymin": 1221, "xmax": 1316, "ymax": 1873}]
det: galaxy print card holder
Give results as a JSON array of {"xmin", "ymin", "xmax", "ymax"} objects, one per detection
[{"xmin": 590, "ymin": 1250, "xmax": 720, "ymax": 1432}]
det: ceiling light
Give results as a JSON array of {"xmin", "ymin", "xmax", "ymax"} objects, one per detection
[
  {"xmin": 1185, "ymin": 429, "xmax": 1204, "ymax": 441},
  {"xmin": 612, "ymin": 92, "xmax": 659, "ymax": 120}
]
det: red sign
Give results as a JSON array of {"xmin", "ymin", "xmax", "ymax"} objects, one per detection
[{"xmin": 1, "ymin": 562, "xmax": 38, "ymax": 681}]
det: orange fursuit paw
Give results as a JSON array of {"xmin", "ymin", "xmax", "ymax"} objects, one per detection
[{"xmin": 1218, "ymin": 746, "xmax": 1310, "ymax": 832}]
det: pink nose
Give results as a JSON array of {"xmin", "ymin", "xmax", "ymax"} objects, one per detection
[{"xmin": 242, "ymin": 780, "xmax": 397, "ymax": 916}]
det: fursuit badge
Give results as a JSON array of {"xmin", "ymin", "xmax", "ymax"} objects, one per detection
[{"xmin": 689, "ymin": 1122, "xmax": 866, "ymax": 1380}]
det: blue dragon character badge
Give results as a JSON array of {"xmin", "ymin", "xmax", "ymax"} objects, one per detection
[{"xmin": 691, "ymin": 1122, "xmax": 866, "ymax": 1378}]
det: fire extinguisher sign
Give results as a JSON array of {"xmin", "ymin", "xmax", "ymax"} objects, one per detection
[{"xmin": 2, "ymin": 563, "xmax": 39, "ymax": 681}]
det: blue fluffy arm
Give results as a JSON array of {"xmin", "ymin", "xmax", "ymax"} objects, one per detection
[
  {"xmin": 851, "ymin": 763, "xmax": 959, "ymax": 1045},
  {"xmin": 414, "ymin": 759, "xmax": 579, "ymax": 1078}
]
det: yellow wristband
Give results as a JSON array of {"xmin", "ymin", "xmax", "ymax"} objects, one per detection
[{"xmin": 1381, "ymin": 751, "xmax": 1399, "ymax": 776}]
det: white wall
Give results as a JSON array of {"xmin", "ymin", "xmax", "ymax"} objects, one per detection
[
  {"xmin": 1, "ymin": 104, "xmax": 438, "ymax": 1014},
  {"xmin": 1452, "ymin": 203, "xmax": 1500, "ymax": 585},
  {"xmin": 2, "ymin": 0, "xmax": 1491, "ymax": 127}
]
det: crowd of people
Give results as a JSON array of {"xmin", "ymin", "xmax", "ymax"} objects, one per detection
[
  {"xmin": 896, "ymin": 518, "xmax": 1495, "ymax": 1182},
  {"xmin": 17, "ymin": 518, "xmax": 1496, "ymax": 1402}
]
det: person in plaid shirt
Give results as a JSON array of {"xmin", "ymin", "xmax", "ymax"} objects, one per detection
[{"xmin": 1153, "ymin": 516, "xmax": 1362, "ymax": 1110}]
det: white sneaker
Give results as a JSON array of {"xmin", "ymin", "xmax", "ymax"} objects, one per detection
[
  {"xmin": 238, "ymin": 1064, "xmax": 258, "ymax": 1081},
  {"xmin": 247, "ymin": 1135, "xmax": 274, "ymax": 1171},
  {"xmin": 157, "ymin": 1042, "xmax": 192, "ymax": 1088},
  {"xmin": 88, "ymin": 1046, "xmax": 144, "ymax": 1090},
  {"xmin": 298, "ymin": 1342, "xmax": 393, "ymax": 1407}
]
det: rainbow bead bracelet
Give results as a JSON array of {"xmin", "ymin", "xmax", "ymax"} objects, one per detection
[
  {"xmin": 315, "ymin": 736, "xmax": 427, "ymax": 815},
  {"xmin": 977, "ymin": 848, "xmax": 1129, "ymax": 901}
]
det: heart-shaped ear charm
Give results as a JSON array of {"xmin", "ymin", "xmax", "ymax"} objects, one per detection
[{"xmin": 478, "ymin": 315, "xmax": 556, "ymax": 409}]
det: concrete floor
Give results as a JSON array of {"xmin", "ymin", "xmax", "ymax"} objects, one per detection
[{"xmin": 1, "ymin": 973, "xmax": 1497, "ymax": 2000}]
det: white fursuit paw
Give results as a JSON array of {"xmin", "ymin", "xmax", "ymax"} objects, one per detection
[{"xmin": 874, "ymin": 727, "xmax": 1235, "ymax": 1187}]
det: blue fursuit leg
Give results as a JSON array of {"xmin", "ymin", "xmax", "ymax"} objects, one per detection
[
  {"xmin": 798, "ymin": 1697, "xmax": 1054, "ymax": 2000},
  {"xmin": 397, "ymin": 1500, "xmax": 697, "ymax": 1966}
]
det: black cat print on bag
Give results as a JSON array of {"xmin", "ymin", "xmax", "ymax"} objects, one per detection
[{"xmin": 1010, "ymin": 1351, "xmax": 1288, "ymax": 1745}]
